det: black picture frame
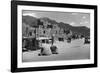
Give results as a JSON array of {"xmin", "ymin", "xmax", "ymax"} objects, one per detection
[{"xmin": 11, "ymin": 1, "xmax": 97, "ymax": 72}]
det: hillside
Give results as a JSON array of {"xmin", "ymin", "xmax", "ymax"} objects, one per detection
[
  {"xmin": 58, "ymin": 22, "xmax": 90, "ymax": 37},
  {"xmin": 22, "ymin": 15, "xmax": 38, "ymax": 27},
  {"xmin": 22, "ymin": 15, "xmax": 90, "ymax": 37}
]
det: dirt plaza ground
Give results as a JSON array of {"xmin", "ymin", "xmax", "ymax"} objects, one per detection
[{"xmin": 22, "ymin": 38, "xmax": 90, "ymax": 62}]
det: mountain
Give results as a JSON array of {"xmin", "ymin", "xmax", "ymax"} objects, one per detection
[
  {"xmin": 22, "ymin": 15, "xmax": 38, "ymax": 27},
  {"xmin": 58, "ymin": 22, "xmax": 90, "ymax": 37},
  {"xmin": 39, "ymin": 17, "xmax": 58, "ymax": 24},
  {"xmin": 22, "ymin": 15, "xmax": 90, "ymax": 37}
]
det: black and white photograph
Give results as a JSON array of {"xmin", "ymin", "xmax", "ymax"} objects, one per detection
[
  {"xmin": 11, "ymin": 1, "xmax": 97, "ymax": 72},
  {"xmin": 22, "ymin": 10, "xmax": 90, "ymax": 62}
]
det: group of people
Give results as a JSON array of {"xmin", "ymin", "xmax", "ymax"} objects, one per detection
[{"xmin": 38, "ymin": 45, "xmax": 58, "ymax": 56}]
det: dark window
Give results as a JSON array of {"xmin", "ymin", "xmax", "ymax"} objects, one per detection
[
  {"xmin": 44, "ymin": 31, "xmax": 45, "ymax": 34},
  {"xmin": 34, "ymin": 30, "xmax": 36, "ymax": 34},
  {"xmin": 46, "ymin": 40, "xmax": 49, "ymax": 44},
  {"xmin": 42, "ymin": 40, "xmax": 45, "ymax": 43},
  {"xmin": 58, "ymin": 38, "xmax": 64, "ymax": 41},
  {"xmin": 29, "ymin": 32, "xmax": 32, "ymax": 36}
]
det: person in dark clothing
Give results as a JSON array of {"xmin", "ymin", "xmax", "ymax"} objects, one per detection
[{"xmin": 50, "ymin": 45, "xmax": 58, "ymax": 54}]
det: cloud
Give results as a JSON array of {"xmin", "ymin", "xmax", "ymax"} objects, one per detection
[
  {"xmin": 82, "ymin": 16, "xmax": 86, "ymax": 19},
  {"xmin": 70, "ymin": 22, "xmax": 75, "ymax": 26},
  {"xmin": 80, "ymin": 21, "xmax": 89, "ymax": 25},
  {"xmin": 84, "ymin": 21, "xmax": 89, "ymax": 24},
  {"xmin": 80, "ymin": 22, "xmax": 83, "ymax": 24},
  {"xmin": 71, "ymin": 13, "xmax": 78, "ymax": 15},
  {"xmin": 23, "ymin": 13, "xmax": 37, "ymax": 17}
]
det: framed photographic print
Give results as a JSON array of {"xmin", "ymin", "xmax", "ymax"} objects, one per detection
[{"xmin": 11, "ymin": 1, "xmax": 97, "ymax": 72}]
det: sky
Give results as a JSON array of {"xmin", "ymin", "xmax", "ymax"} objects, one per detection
[{"xmin": 23, "ymin": 10, "xmax": 90, "ymax": 28}]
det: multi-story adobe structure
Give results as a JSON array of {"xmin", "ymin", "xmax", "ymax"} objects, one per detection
[{"xmin": 22, "ymin": 19, "xmax": 72, "ymax": 41}]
